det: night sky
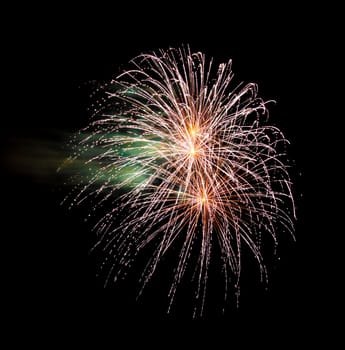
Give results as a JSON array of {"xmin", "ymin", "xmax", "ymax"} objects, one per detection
[{"xmin": 2, "ymin": 2, "xmax": 336, "ymax": 340}]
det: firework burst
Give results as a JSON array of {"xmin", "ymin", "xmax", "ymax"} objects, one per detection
[{"xmin": 65, "ymin": 46, "xmax": 295, "ymax": 317}]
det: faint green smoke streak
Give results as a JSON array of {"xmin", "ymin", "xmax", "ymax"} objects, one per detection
[
  {"xmin": 4, "ymin": 129, "xmax": 157, "ymax": 190},
  {"xmin": 4, "ymin": 131, "xmax": 70, "ymax": 183}
]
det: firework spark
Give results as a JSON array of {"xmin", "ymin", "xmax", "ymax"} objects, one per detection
[{"xmin": 65, "ymin": 47, "xmax": 295, "ymax": 317}]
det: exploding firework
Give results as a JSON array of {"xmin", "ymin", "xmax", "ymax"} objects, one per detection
[{"xmin": 65, "ymin": 46, "xmax": 295, "ymax": 317}]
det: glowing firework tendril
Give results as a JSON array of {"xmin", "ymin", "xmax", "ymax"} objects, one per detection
[{"xmin": 65, "ymin": 47, "xmax": 295, "ymax": 317}]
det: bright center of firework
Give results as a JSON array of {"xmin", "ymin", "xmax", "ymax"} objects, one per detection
[
  {"xmin": 186, "ymin": 124, "xmax": 200, "ymax": 157},
  {"xmin": 189, "ymin": 125, "xmax": 198, "ymax": 137},
  {"xmin": 200, "ymin": 195, "xmax": 207, "ymax": 204},
  {"xmin": 190, "ymin": 143, "xmax": 197, "ymax": 156}
]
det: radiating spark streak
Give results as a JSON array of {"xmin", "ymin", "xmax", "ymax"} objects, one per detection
[{"xmin": 65, "ymin": 46, "xmax": 295, "ymax": 317}]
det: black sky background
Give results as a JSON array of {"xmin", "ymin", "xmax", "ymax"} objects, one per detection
[{"xmin": 2, "ymin": 2, "xmax": 338, "ymax": 340}]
